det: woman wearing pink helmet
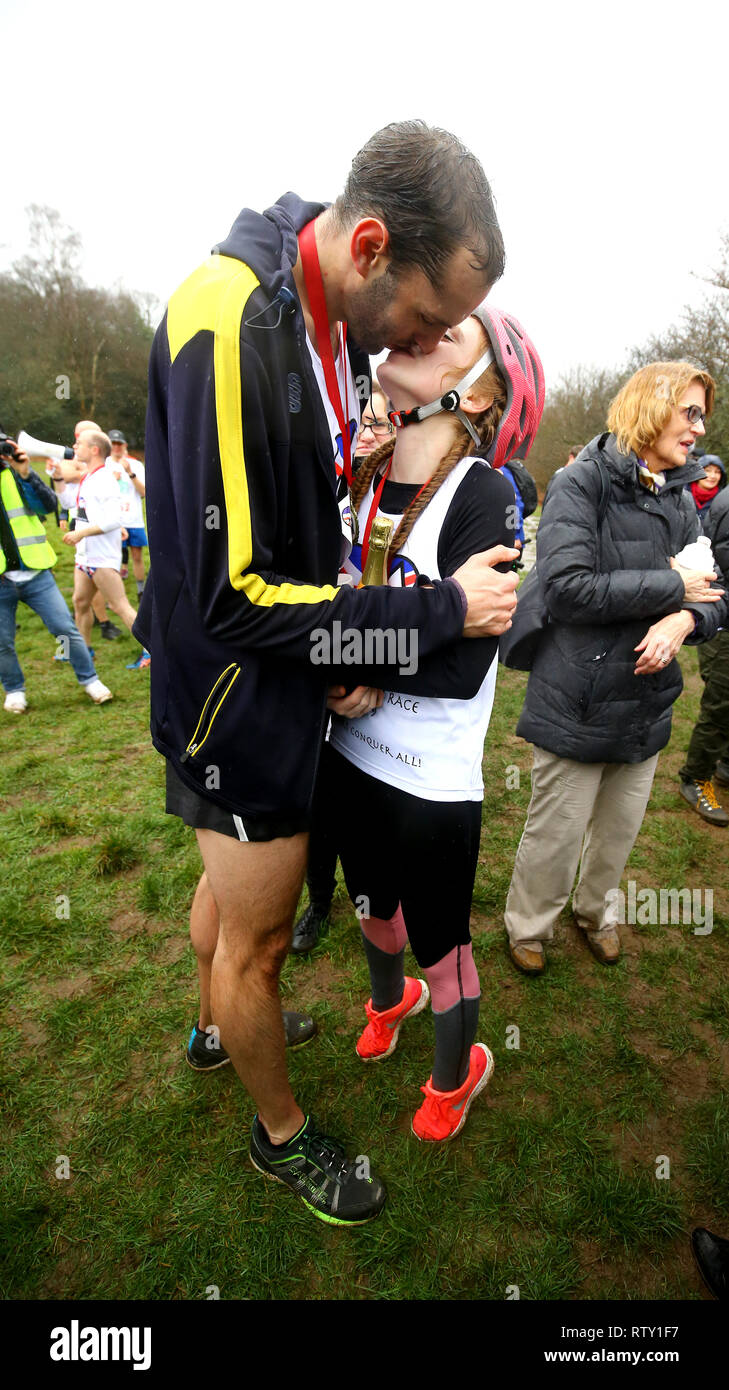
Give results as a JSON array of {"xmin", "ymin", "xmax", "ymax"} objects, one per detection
[{"xmin": 327, "ymin": 305, "xmax": 544, "ymax": 1143}]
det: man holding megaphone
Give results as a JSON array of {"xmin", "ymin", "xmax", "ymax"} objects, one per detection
[{"xmin": 0, "ymin": 430, "xmax": 112, "ymax": 711}]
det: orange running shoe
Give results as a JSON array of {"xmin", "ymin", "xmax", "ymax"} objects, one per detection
[
  {"xmin": 356, "ymin": 977, "xmax": 429, "ymax": 1062},
  {"xmin": 412, "ymin": 1043, "xmax": 494, "ymax": 1142}
]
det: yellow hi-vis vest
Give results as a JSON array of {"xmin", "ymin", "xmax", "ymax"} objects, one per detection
[{"xmin": 0, "ymin": 466, "xmax": 57, "ymax": 576}]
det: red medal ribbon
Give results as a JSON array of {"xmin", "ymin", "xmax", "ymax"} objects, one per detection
[
  {"xmin": 299, "ymin": 219, "xmax": 353, "ymax": 487},
  {"xmin": 359, "ymin": 465, "xmax": 432, "ymax": 579}
]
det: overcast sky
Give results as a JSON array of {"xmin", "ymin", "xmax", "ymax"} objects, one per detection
[{"xmin": 3, "ymin": 0, "xmax": 728, "ymax": 389}]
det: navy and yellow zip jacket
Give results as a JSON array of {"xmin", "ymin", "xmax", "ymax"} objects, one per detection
[{"xmin": 135, "ymin": 193, "xmax": 465, "ymax": 822}]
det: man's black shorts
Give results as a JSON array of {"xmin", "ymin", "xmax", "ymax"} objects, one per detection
[{"xmin": 165, "ymin": 761, "xmax": 308, "ymax": 843}]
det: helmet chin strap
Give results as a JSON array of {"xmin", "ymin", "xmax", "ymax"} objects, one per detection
[{"xmin": 388, "ymin": 347, "xmax": 494, "ymax": 448}]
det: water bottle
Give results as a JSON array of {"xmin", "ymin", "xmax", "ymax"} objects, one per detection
[{"xmin": 673, "ymin": 535, "xmax": 716, "ymax": 574}]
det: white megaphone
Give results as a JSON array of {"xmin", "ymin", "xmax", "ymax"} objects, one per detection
[{"xmin": 17, "ymin": 430, "xmax": 74, "ymax": 462}]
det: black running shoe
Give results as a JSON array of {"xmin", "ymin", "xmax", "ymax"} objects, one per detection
[
  {"xmin": 282, "ymin": 1010, "xmax": 317, "ymax": 1048},
  {"xmin": 186, "ymin": 1011, "xmax": 316, "ymax": 1070},
  {"xmin": 290, "ymin": 902, "xmax": 330, "ymax": 955},
  {"xmin": 250, "ymin": 1114, "xmax": 386, "ymax": 1225},
  {"xmin": 186, "ymin": 1023, "xmax": 231, "ymax": 1071},
  {"xmin": 691, "ymin": 1227, "xmax": 729, "ymax": 1300},
  {"xmin": 101, "ymin": 620, "xmax": 122, "ymax": 640}
]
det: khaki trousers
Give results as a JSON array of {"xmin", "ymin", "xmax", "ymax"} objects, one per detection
[{"xmin": 505, "ymin": 746, "xmax": 660, "ymax": 944}]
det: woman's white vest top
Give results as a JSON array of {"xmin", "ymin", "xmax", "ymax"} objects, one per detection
[{"xmin": 329, "ymin": 457, "xmax": 498, "ymax": 801}]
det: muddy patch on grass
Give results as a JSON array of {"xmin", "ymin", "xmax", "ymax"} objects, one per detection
[
  {"xmin": 29, "ymin": 834, "xmax": 96, "ymax": 857},
  {"xmin": 41, "ymin": 1244, "xmax": 93, "ymax": 1298},
  {"xmin": 575, "ymin": 1233, "xmax": 700, "ymax": 1299},
  {"xmin": 45, "ymin": 971, "xmax": 94, "ymax": 1000},
  {"xmin": 628, "ymin": 1030, "xmax": 714, "ymax": 1104},
  {"xmin": 108, "ymin": 1043, "xmax": 183, "ymax": 1113},
  {"xmin": 626, "ymin": 976, "xmax": 663, "ymax": 1013},
  {"xmin": 283, "ymin": 956, "xmax": 365, "ymax": 1033},
  {"xmin": 7, "ymin": 1009, "xmax": 47, "ymax": 1050},
  {"xmin": 150, "ymin": 936, "xmax": 187, "ymax": 965},
  {"xmin": 109, "ymin": 909, "xmax": 148, "ymax": 939},
  {"xmin": 608, "ymin": 1107, "xmax": 686, "ymax": 1170}
]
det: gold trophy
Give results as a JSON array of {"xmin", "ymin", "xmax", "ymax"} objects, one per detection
[{"xmin": 360, "ymin": 516, "xmax": 394, "ymax": 586}]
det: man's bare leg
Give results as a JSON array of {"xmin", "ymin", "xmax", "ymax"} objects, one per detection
[
  {"xmin": 196, "ymin": 827, "xmax": 307, "ymax": 1144},
  {"xmin": 130, "ymin": 546, "xmax": 145, "ymax": 586},
  {"xmin": 190, "ymin": 871, "xmax": 219, "ymax": 1030},
  {"xmin": 72, "ymin": 568, "xmax": 97, "ymax": 648},
  {"xmin": 91, "ymin": 590, "xmax": 107, "ymax": 624},
  {"xmin": 92, "ymin": 568, "xmax": 138, "ymax": 632}
]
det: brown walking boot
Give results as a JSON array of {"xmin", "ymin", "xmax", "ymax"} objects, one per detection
[
  {"xmin": 584, "ymin": 925, "xmax": 621, "ymax": 964},
  {"xmin": 508, "ymin": 941, "xmax": 545, "ymax": 975}
]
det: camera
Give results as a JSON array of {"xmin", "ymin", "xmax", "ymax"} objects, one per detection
[{"xmin": 0, "ymin": 431, "xmax": 22, "ymax": 463}]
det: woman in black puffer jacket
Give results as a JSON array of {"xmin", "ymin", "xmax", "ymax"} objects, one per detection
[{"xmin": 505, "ymin": 361, "xmax": 726, "ymax": 975}]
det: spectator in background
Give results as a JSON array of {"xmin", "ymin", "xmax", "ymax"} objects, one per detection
[
  {"xmin": 51, "ymin": 419, "xmax": 121, "ymax": 645},
  {"xmin": 53, "ymin": 429, "xmax": 150, "ymax": 670},
  {"xmin": 107, "ymin": 430, "xmax": 147, "ymax": 600},
  {"xmin": 687, "ymin": 453, "xmax": 725, "ymax": 515},
  {"xmin": 678, "ymin": 457, "xmax": 729, "ymax": 826},
  {"xmin": 505, "ymin": 362, "xmax": 725, "ymax": 976},
  {"xmin": 353, "ymin": 383, "xmax": 394, "ymax": 464},
  {"xmin": 0, "ymin": 436, "xmax": 111, "ymax": 710}
]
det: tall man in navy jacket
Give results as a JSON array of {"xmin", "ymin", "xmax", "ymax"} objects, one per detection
[{"xmin": 136, "ymin": 121, "xmax": 519, "ymax": 1224}]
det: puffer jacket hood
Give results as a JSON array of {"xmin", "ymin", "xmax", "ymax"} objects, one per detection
[{"xmin": 697, "ymin": 453, "xmax": 726, "ymax": 483}]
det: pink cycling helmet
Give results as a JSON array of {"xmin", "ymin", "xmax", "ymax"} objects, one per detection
[{"xmin": 471, "ymin": 305, "xmax": 545, "ymax": 470}]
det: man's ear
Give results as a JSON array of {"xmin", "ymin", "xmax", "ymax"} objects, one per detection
[{"xmin": 350, "ymin": 219, "xmax": 390, "ymax": 280}]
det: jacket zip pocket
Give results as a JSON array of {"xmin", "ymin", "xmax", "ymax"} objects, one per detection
[
  {"xmin": 180, "ymin": 664, "xmax": 241, "ymax": 762},
  {"xmin": 577, "ymin": 653, "xmax": 607, "ymax": 714}
]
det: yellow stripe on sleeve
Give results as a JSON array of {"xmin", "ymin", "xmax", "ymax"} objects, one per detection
[
  {"xmin": 213, "ymin": 262, "xmax": 339, "ymax": 607},
  {"xmin": 167, "ymin": 252, "xmax": 339, "ymax": 609}
]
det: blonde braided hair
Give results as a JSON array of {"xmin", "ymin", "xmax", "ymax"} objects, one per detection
[{"xmin": 351, "ymin": 353, "xmax": 507, "ymax": 571}]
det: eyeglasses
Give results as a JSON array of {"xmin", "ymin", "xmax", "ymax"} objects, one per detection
[
  {"xmin": 681, "ymin": 404, "xmax": 707, "ymax": 427},
  {"xmin": 359, "ymin": 417, "xmax": 395, "ymax": 438}
]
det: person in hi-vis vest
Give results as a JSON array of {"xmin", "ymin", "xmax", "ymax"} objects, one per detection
[{"xmin": 0, "ymin": 436, "xmax": 112, "ymax": 710}]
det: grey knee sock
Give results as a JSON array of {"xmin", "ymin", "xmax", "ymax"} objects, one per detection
[
  {"xmin": 360, "ymin": 930, "xmax": 405, "ymax": 1012},
  {"xmin": 432, "ymin": 996, "xmax": 480, "ymax": 1092}
]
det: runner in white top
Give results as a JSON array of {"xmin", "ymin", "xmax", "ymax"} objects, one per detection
[
  {"xmin": 107, "ymin": 430, "xmax": 148, "ymax": 599},
  {"xmin": 329, "ymin": 303, "xmax": 544, "ymax": 1143},
  {"xmin": 54, "ymin": 428, "xmax": 150, "ymax": 669}
]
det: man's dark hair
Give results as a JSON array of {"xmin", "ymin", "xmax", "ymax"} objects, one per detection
[
  {"xmin": 333, "ymin": 121, "xmax": 505, "ymax": 290},
  {"xmin": 569, "ymin": 445, "xmax": 585, "ymax": 458}
]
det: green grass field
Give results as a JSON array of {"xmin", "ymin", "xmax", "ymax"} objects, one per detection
[{"xmin": 2, "ymin": 537, "xmax": 728, "ymax": 1301}]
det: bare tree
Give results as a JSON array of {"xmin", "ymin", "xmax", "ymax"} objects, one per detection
[{"xmin": 1, "ymin": 205, "xmax": 153, "ymax": 444}]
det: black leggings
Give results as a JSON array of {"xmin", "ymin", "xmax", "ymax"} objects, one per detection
[{"xmin": 331, "ymin": 746, "xmax": 482, "ymax": 969}]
